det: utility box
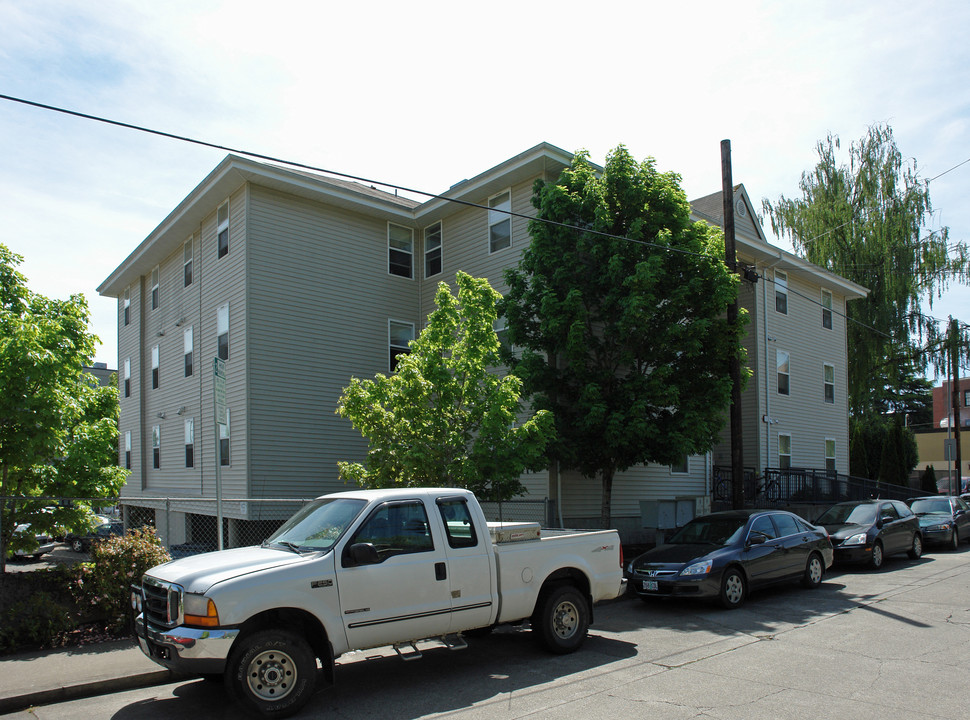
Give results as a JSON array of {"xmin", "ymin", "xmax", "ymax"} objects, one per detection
[
  {"xmin": 640, "ymin": 500, "xmax": 677, "ymax": 530},
  {"xmin": 674, "ymin": 498, "xmax": 696, "ymax": 527}
]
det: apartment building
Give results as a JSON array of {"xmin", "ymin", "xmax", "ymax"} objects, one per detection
[{"xmin": 98, "ymin": 143, "xmax": 865, "ymax": 542}]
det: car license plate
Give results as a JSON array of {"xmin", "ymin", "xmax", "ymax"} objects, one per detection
[{"xmin": 642, "ymin": 580, "xmax": 658, "ymax": 591}]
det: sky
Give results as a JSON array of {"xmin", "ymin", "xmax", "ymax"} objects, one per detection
[{"xmin": 1, "ymin": 0, "xmax": 968, "ymax": 376}]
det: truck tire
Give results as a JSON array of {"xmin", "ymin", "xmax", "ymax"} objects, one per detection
[
  {"xmin": 225, "ymin": 629, "xmax": 318, "ymax": 719},
  {"xmin": 533, "ymin": 585, "xmax": 589, "ymax": 654}
]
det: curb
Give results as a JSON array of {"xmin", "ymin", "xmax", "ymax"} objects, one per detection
[{"xmin": 0, "ymin": 669, "xmax": 184, "ymax": 715}]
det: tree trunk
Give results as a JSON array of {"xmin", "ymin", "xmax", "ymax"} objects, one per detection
[{"xmin": 600, "ymin": 467, "xmax": 614, "ymax": 529}]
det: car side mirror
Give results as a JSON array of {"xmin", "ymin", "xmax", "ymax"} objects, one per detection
[
  {"xmin": 747, "ymin": 532, "xmax": 767, "ymax": 546},
  {"xmin": 878, "ymin": 513, "xmax": 893, "ymax": 526},
  {"xmin": 347, "ymin": 542, "xmax": 380, "ymax": 566}
]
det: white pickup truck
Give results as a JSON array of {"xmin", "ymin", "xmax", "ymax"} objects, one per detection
[{"xmin": 132, "ymin": 487, "xmax": 625, "ymax": 718}]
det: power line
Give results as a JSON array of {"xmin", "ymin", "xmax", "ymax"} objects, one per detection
[{"xmin": 927, "ymin": 156, "xmax": 970, "ymax": 183}]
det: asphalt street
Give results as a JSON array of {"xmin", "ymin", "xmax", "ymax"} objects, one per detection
[{"xmin": 5, "ymin": 545, "xmax": 970, "ymax": 719}]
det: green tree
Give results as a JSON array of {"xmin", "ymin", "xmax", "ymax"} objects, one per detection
[
  {"xmin": 336, "ymin": 272, "xmax": 554, "ymax": 501},
  {"xmin": 762, "ymin": 123, "xmax": 970, "ymax": 415},
  {"xmin": 501, "ymin": 146, "xmax": 745, "ymax": 527},
  {"xmin": 0, "ymin": 244, "xmax": 127, "ymax": 572},
  {"xmin": 920, "ymin": 465, "xmax": 938, "ymax": 495}
]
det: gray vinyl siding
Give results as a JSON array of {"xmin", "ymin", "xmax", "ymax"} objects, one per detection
[
  {"xmin": 118, "ymin": 277, "xmax": 143, "ymax": 493},
  {"xmin": 246, "ymin": 185, "xmax": 420, "ymax": 498}
]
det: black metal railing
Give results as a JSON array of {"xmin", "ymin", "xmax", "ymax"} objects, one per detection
[{"xmin": 712, "ymin": 466, "xmax": 914, "ymax": 507}]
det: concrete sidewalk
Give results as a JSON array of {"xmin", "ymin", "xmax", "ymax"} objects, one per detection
[{"xmin": 0, "ymin": 638, "xmax": 181, "ymax": 715}]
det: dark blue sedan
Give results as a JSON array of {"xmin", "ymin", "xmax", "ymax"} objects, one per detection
[{"xmin": 626, "ymin": 510, "xmax": 833, "ymax": 609}]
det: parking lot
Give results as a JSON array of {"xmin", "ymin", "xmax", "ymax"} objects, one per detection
[{"xmin": 9, "ymin": 543, "xmax": 970, "ymax": 719}]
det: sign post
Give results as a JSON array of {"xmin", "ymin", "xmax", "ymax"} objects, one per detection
[{"xmin": 213, "ymin": 358, "xmax": 227, "ymax": 551}]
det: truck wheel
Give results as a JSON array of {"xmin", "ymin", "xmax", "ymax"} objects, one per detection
[
  {"xmin": 533, "ymin": 585, "xmax": 589, "ymax": 654},
  {"xmin": 225, "ymin": 629, "xmax": 318, "ymax": 719}
]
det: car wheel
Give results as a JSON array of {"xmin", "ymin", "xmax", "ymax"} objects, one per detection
[
  {"xmin": 870, "ymin": 541, "xmax": 884, "ymax": 570},
  {"xmin": 908, "ymin": 533, "xmax": 923, "ymax": 560},
  {"xmin": 719, "ymin": 568, "xmax": 746, "ymax": 609},
  {"xmin": 71, "ymin": 539, "xmax": 84, "ymax": 553},
  {"xmin": 224, "ymin": 629, "xmax": 318, "ymax": 719},
  {"xmin": 801, "ymin": 552, "xmax": 824, "ymax": 589},
  {"xmin": 532, "ymin": 585, "xmax": 589, "ymax": 654},
  {"xmin": 949, "ymin": 529, "xmax": 960, "ymax": 551}
]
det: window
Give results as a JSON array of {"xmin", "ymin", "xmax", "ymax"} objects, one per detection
[
  {"xmin": 152, "ymin": 425, "xmax": 160, "ymax": 469},
  {"xmin": 821, "ymin": 289, "xmax": 833, "ymax": 329},
  {"xmin": 777, "ymin": 350, "xmax": 790, "ymax": 395},
  {"xmin": 217, "ymin": 304, "xmax": 229, "ymax": 361},
  {"xmin": 388, "ymin": 224, "xmax": 413, "ymax": 278},
  {"xmin": 771, "ymin": 513, "xmax": 800, "ymax": 538},
  {"xmin": 220, "ymin": 409, "xmax": 230, "ymax": 466},
  {"xmin": 424, "ymin": 222, "xmax": 442, "ymax": 278},
  {"xmin": 348, "ymin": 501, "xmax": 434, "ymax": 563},
  {"xmin": 151, "ymin": 345, "xmax": 159, "ymax": 390},
  {"xmin": 749, "ymin": 515, "xmax": 777, "ymax": 540},
  {"xmin": 488, "ymin": 190, "xmax": 511, "ymax": 253},
  {"xmin": 775, "ymin": 270, "xmax": 788, "ymax": 314},
  {"xmin": 185, "ymin": 418, "xmax": 194, "ymax": 468},
  {"xmin": 823, "ymin": 363, "xmax": 835, "ymax": 404},
  {"xmin": 825, "ymin": 439, "xmax": 836, "ymax": 473},
  {"xmin": 124, "ymin": 431, "xmax": 131, "ymax": 470},
  {"xmin": 965, "ymin": 390, "xmax": 970, "ymax": 407},
  {"xmin": 183, "ymin": 238, "xmax": 193, "ymax": 287},
  {"xmin": 151, "ymin": 267, "xmax": 159, "ymax": 311},
  {"xmin": 184, "ymin": 326, "xmax": 194, "ymax": 377},
  {"xmin": 123, "ymin": 288, "xmax": 130, "ymax": 326},
  {"xmin": 778, "ymin": 434, "xmax": 791, "ymax": 469},
  {"xmin": 494, "ymin": 317, "xmax": 510, "ymax": 353},
  {"xmin": 217, "ymin": 201, "xmax": 229, "ymax": 258},
  {"xmin": 389, "ymin": 320, "xmax": 414, "ymax": 372},
  {"xmin": 437, "ymin": 497, "xmax": 479, "ymax": 549},
  {"xmin": 670, "ymin": 455, "xmax": 689, "ymax": 474},
  {"xmin": 123, "ymin": 358, "xmax": 131, "ymax": 398}
]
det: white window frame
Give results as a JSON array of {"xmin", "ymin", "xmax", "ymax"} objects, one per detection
[
  {"xmin": 152, "ymin": 425, "xmax": 161, "ymax": 470},
  {"xmin": 185, "ymin": 418, "xmax": 194, "ymax": 468},
  {"xmin": 777, "ymin": 350, "xmax": 790, "ymax": 396},
  {"xmin": 124, "ymin": 430, "xmax": 131, "ymax": 470},
  {"xmin": 424, "ymin": 222, "xmax": 442, "ymax": 278},
  {"xmin": 151, "ymin": 266, "xmax": 159, "ymax": 310},
  {"xmin": 389, "ymin": 319, "xmax": 415, "ymax": 372},
  {"xmin": 387, "ymin": 223, "xmax": 414, "ymax": 279},
  {"xmin": 821, "ymin": 289, "xmax": 833, "ymax": 329},
  {"xmin": 670, "ymin": 455, "xmax": 690, "ymax": 474},
  {"xmin": 217, "ymin": 201, "xmax": 229, "ymax": 258},
  {"xmin": 778, "ymin": 433, "xmax": 792, "ymax": 469},
  {"xmin": 823, "ymin": 363, "xmax": 835, "ymax": 404},
  {"xmin": 184, "ymin": 237, "xmax": 194, "ymax": 287},
  {"xmin": 123, "ymin": 287, "xmax": 130, "ymax": 326},
  {"xmin": 488, "ymin": 189, "xmax": 512, "ymax": 253},
  {"xmin": 151, "ymin": 344, "xmax": 159, "ymax": 390},
  {"xmin": 220, "ymin": 409, "xmax": 230, "ymax": 466},
  {"xmin": 217, "ymin": 303, "xmax": 229, "ymax": 361},
  {"xmin": 775, "ymin": 270, "xmax": 788, "ymax": 314},
  {"xmin": 824, "ymin": 438, "xmax": 836, "ymax": 473},
  {"xmin": 184, "ymin": 326, "xmax": 194, "ymax": 377},
  {"xmin": 123, "ymin": 358, "xmax": 131, "ymax": 398}
]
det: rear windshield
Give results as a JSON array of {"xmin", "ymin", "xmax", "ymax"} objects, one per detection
[{"xmin": 910, "ymin": 498, "xmax": 951, "ymax": 515}]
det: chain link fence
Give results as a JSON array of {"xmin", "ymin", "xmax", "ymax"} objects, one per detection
[{"xmin": 3, "ymin": 495, "xmax": 554, "ymax": 559}]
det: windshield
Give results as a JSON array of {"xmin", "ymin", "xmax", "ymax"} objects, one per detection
[
  {"xmin": 816, "ymin": 504, "xmax": 876, "ymax": 525},
  {"xmin": 265, "ymin": 498, "xmax": 367, "ymax": 552},
  {"xmin": 667, "ymin": 516, "xmax": 748, "ymax": 546},
  {"xmin": 910, "ymin": 498, "xmax": 951, "ymax": 515}
]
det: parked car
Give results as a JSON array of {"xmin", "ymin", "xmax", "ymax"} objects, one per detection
[
  {"xmin": 626, "ymin": 509, "xmax": 833, "ymax": 609},
  {"xmin": 67, "ymin": 521, "xmax": 124, "ymax": 553},
  {"xmin": 815, "ymin": 500, "xmax": 922, "ymax": 569},
  {"xmin": 10, "ymin": 524, "xmax": 58, "ymax": 560},
  {"xmin": 906, "ymin": 496, "xmax": 970, "ymax": 550}
]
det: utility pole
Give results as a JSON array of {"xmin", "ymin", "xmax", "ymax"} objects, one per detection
[
  {"xmin": 951, "ymin": 317, "xmax": 962, "ymax": 494},
  {"xmin": 721, "ymin": 140, "xmax": 745, "ymax": 509}
]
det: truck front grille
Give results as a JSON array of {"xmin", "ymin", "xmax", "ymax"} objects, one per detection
[{"xmin": 143, "ymin": 577, "xmax": 182, "ymax": 627}]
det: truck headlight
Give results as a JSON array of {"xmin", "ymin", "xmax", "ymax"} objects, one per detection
[
  {"xmin": 183, "ymin": 593, "xmax": 220, "ymax": 627},
  {"xmin": 680, "ymin": 560, "xmax": 712, "ymax": 576}
]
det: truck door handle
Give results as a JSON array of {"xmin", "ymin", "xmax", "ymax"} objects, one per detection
[{"xmin": 435, "ymin": 562, "xmax": 447, "ymax": 581}]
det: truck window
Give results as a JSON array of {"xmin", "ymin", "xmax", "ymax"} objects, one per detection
[
  {"xmin": 436, "ymin": 497, "xmax": 479, "ymax": 549},
  {"xmin": 350, "ymin": 501, "xmax": 433, "ymax": 561}
]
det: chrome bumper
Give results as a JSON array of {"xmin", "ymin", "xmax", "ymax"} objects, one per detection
[{"xmin": 135, "ymin": 613, "xmax": 239, "ymax": 675}]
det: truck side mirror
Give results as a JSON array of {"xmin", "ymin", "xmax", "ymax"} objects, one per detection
[{"xmin": 347, "ymin": 542, "xmax": 380, "ymax": 566}]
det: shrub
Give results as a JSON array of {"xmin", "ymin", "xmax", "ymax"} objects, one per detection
[
  {"xmin": 920, "ymin": 465, "xmax": 938, "ymax": 494},
  {"xmin": 0, "ymin": 591, "xmax": 73, "ymax": 653},
  {"xmin": 72, "ymin": 526, "xmax": 171, "ymax": 633}
]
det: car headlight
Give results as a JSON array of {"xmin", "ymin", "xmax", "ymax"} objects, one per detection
[
  {"xmin": 680, "ymin": 559, "xmax": 713, "ymax": 576},
  {"xmin": 842, "ymin": 533, "xmax": 868, "ymax": 546},
  {"xmin": 626, "ymin": 562, "xmax": 634, "ymax": 574},
  {"xmin": 183, "ymin": 593, "xmax": 220, "ymax": 627},
  {"xmin": 926, "ymin": 523, "xmax": 951, "ymax": 532}
]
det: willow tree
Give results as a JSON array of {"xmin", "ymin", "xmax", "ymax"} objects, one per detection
[
  {"xmin": 501, "ymin": 146, "xmax": 745, "ymax": 528},
  {"xmin": 763, "ymin": 124, "xmax": 970, "ymax": 416}
]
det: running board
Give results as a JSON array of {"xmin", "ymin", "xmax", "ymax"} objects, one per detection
[
  {"xmin": 392, "ymin": 634, "xmax": 468, "ymax": 661},
  {"xmin": 393, "ymin": 642, "xmax": 423, "ymax": 661},
  {"xmin": 442, "ymin": 633, "xmax": 468, "ymax": 651}
]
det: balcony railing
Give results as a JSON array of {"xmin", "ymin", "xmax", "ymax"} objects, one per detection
[{"xmin": 712, "ymin": 466, "xmax": 913, "ymax": 507}]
